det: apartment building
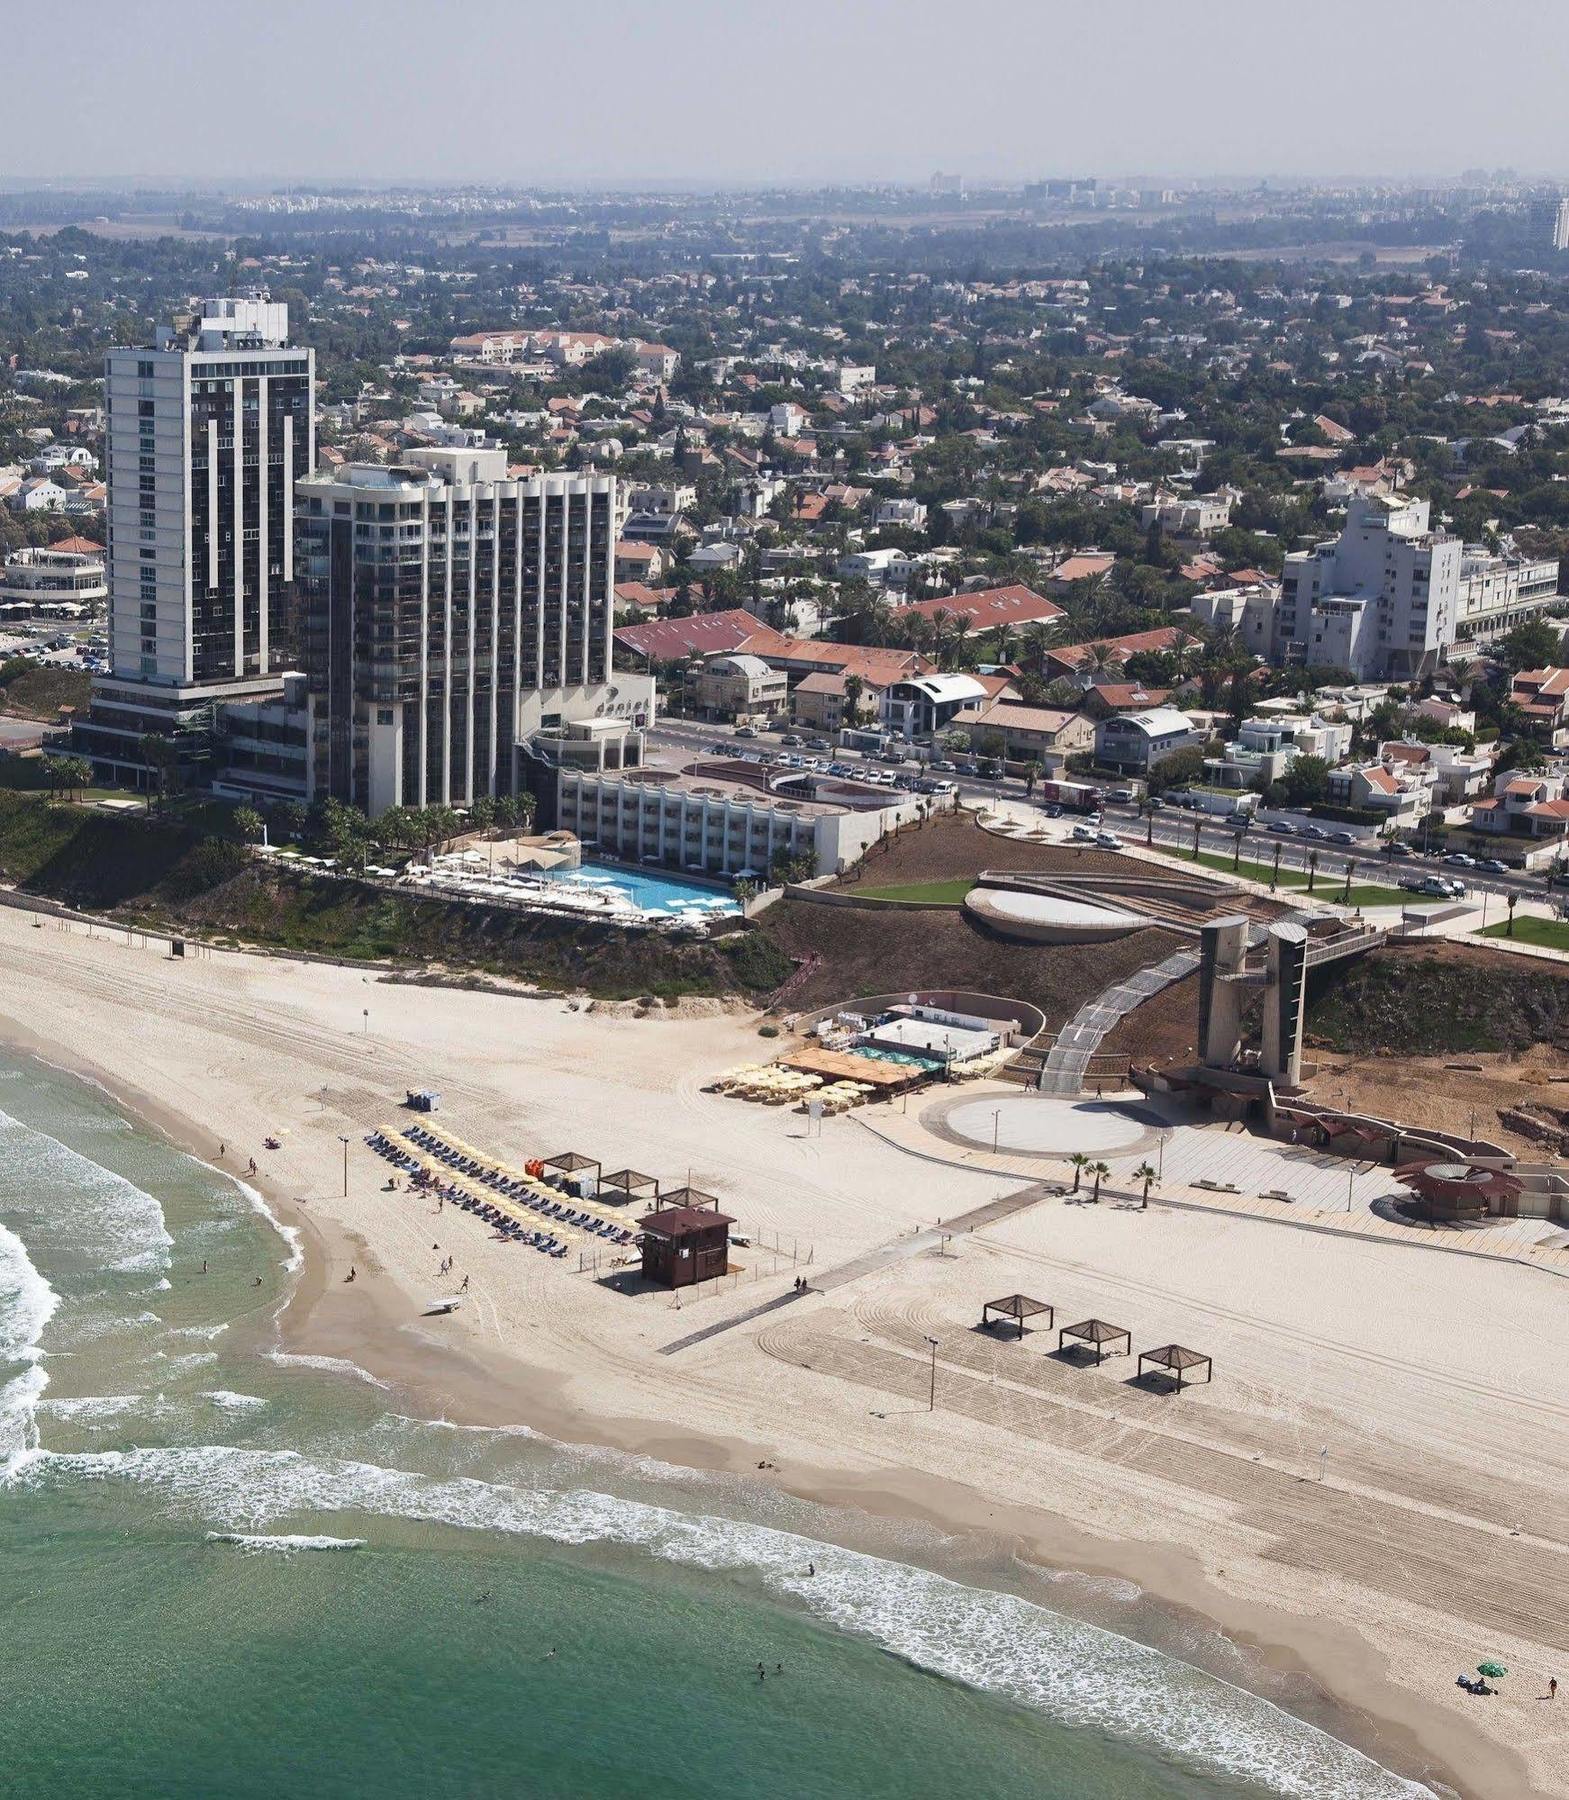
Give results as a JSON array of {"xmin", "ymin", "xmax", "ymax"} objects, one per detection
[
  {"xmin": 293, "ymin": 452, "xmax": 651, "ymax": 816},
  {"xmin": 1453, "ymin": 540, "xmax": 1560, "ymax": 648},
  {"xmin": 1280, "ymin": 492, "xmax": 1463, "ymax": 680},
  {"xmin": 78, "ymin": 295, "xmax": 315, "ymax": 782},
  {"xmin": 0, "ymin": 537, "xmax": 106, "ymax": 616}
]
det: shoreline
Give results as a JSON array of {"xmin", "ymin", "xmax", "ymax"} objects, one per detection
[{"xmin": 1, "ymin": 1016, "xmax": 1531, "ymax": 1800}]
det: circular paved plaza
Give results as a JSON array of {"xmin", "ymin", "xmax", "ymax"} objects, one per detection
[{"xmin": 931, "ymin": 1093, "xmax": 1164, "ymax": 1159}]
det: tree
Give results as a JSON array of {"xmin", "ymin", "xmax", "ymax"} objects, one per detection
[
  {"xmin": 1068, "ymin": 1150, "xmax": 1091, "ymax": 1193},
  {"xmin": 1496, "ymin": 617, "xmax": 1562, "ymax": 675},
  {"xmin": 1088, "ymin": 1160, "xmax": 1111, "ymax": 1203},
  {"xmin": 1132, "ymin": 1161, "xmax": 1157, "ymax": 1210},
  {"xmin": 493, "ymin": 794, "xmax": 519, "ymax": 834},
  {"xmin": 138, "ymin": 734, "xmax": 181, "ymax": 812},
  {"xmin": 469, "ymin": 794, "xmax": 497, "ymax": 834},
  {"xmin": 1279, "ymin": 753, "xmax": 1331, "ymax": 809},
  {"xmin": 1022, "ymin": 759, "xmax": 1043, "ymax": 797},
  {"xmin": 233, "ymin": 806, "xmax": 265, "ymax": 844}
]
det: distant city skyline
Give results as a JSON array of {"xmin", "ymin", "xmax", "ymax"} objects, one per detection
[{"xmin": 11, "ymin": 0, "xmax": 1569, "ymax": 187}]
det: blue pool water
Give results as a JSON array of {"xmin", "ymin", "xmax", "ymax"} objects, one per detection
[{"xmin": 545, "ymin": 860, "xmax": 741, "ymax": 917}]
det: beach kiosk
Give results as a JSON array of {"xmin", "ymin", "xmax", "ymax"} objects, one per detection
[{"xmin": 637, "ymin": 1190, "xmax": 733, "ymax": 1289}]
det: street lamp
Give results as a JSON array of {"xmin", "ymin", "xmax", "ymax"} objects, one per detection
[
  {"xmin": 338, "ymin": 1133, "xmax": 350, "ymax": 1198},
  {"xmin": 924, "ymin": 1335, "xmax": 940, "ymax": 1412},
  {"xmin": 362, "ymin": 1008, "xmax": 369, "ymax": 1036},
  {"xmin": 991, "ymin": 1108, "xmax": 1002, "ymax": 1153}
]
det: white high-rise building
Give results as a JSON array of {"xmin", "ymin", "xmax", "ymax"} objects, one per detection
[
  {"xmin": 1553, "ymin": 196, "xmax": 1569, "ymax": 252},
  {"xmin": 294, "ymin": 451, "xmax": 652, "ymax": 816},
  {"xmin": 1279, "ymin": 492, "xmax": 1463, "ymax": 680},
  {"xmin": 79, "ymin": 296, "xmax": 315, "ymax": 783}
]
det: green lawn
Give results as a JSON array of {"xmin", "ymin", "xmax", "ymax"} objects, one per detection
[
  {"xmin": 853, "ymin": 878, "xmax": 973, "ymax": 905},
  {"xmin": 1179, "ymin": 846, "xmax": 1407, "ymax": 908},
  {"xmin": 1479, "ymin": 914, "xmax": 1569, "ymax": 951}
]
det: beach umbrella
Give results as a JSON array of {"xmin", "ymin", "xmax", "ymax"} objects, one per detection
[{"xmin": 1476, "ymin": 1662, "xmax": 1507, "ymax": 1679}]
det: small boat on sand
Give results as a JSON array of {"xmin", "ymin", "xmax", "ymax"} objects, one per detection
[{"xmin": 423, "ymin": 1297, "xmax": 463, "ymax": 1316}]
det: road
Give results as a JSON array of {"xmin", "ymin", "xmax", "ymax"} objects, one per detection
[{"xmin": 646, "ymin": 717, "xmax": 1558, "ymax": 911}]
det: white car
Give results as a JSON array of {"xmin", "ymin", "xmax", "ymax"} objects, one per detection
[
  {"xmin": 1070, "ymin": 824, "xmax": 1097, "ymax": 842},
  {"xmin": 1095, "ymin": 831, "xmax": 1123, "ymax": 849}
]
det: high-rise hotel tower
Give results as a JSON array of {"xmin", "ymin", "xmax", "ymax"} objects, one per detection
[
  {"xmin": 294, "ymin": 449, "xmax": 651, "ymax": 815},
  {"xmin": 80, "ymin": 296, "xmax": 314, "ymax": 779}
]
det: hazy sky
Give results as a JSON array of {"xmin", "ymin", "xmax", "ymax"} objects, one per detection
[{"xmin": 10, "ymin": 0, "xmax": 1569, "ymax": 187}]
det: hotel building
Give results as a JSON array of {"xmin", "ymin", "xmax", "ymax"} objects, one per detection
[
  {"xmin": 294, "ymin": 452, "xmax": 651, "ymax": 814},
  {"xmin": 79, "ymin": 296, "xmax": 315, "ymax": 781}
]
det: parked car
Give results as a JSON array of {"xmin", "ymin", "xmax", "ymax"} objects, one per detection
[
  {"xmin": 1328, "ymin": 830, "xmax": 1357, "ymax": 846},
  {"xmin": 1297, "ymin": 823, "xmax": 1327, "ymax": 840},
  {"xmin": 1476, "ymin": 858, "xmax": 1510, "ymax": 875},
  {"xmin": 779, "ymin": 733, "xmax": 803, "ymax": 747},
  {"xmin": 1266, "ymin": 821, "xmax": 1295, "ymax": 836},
  {"xmin": 1443, "ymin": 852, "xmax": 1475, "ymax": 868},
  {"xmin": 1384, "ymin": 841, "xmax": 1414, "ymax": 858},
  {"xmin": 1094, "ymin": 831, "xmax": 1123, "ymax": 849},
  {"xmin": 930, "ymin": 759, "xmax": 957, "ymax": 774},
  {"xmin": 733, "ymin": 725, "xmax": 758, "ymax": 739},
  {"xmin": 1147, "ymin": 796, "xmax": 1166, "ymax": 811},
  {"xmin": 1070, "ymin": 824, "xmax": 1097, "ymax": 842},
  {"xmin": 1106, "ymin": 786, "xmax": 1135, "ymax": 804},
  {"xmin": 1042, "ymin": 803, "xmax": 1063, "ymax": 818}
]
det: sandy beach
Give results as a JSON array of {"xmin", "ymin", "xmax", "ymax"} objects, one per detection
[{"xmin": 3, "ymin": 901, "xmax": 1566, "ymax": 1799}]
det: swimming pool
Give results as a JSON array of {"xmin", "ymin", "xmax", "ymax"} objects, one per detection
[{"xmin": 543, "ymin": 861, "xmax": 742, "ymax": 917}]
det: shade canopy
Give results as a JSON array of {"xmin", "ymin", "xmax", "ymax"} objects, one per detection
[
  {"xmin": 982, "ymin": 1294, "xmax": 1054, "ymax": 1336},
  {"xmin": 543, "ymin": 1151, "xmax": 601, "ymax": 1175},
  {"xmin": 600, "ymin": 1168, "xmax": 660, "ymax": 1198},
  {"xmin": 1137, "ymin": 1343, "xmax": 1213, "ymax": 1390},
  {"xmin": 655, "ymin": 1185, "xmax": 719, "ymax": 1210},
  {"xmin": 1058, "ymin": 1318, "xmax": 1131, "ymax": 1363}
]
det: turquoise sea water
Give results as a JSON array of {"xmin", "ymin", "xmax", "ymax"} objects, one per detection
[{"xmin": 0, "ymin": 1049, "xmax": 1437, "ymax": 1799}]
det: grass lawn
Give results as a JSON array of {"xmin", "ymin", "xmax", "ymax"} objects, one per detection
[
  {"xmin": 1179, "ymin": 846, "xmax": 1407, "ymax": 908},
  {"xmin": 853, "ymin": 877, "xmax": 974, "ymax": 905},
  {"xmin": 1479, "ymin": 914, "xmax": 1569, "ymax": 951}
]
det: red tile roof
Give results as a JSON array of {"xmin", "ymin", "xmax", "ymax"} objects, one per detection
[
  {"xmin": 904, "ymin": 583, "xmax": 1064, "ymax": 631},
  {"xmin": 614, "ymin": 610, "xmax": 788, "ymax": 664}
]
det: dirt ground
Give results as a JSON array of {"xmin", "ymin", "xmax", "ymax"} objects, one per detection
[{"xmin": 831, "ymin": 812, "xmax": 1144, "ymax": 888}]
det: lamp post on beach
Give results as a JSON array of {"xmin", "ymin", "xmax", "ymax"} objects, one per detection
[
  {"xmin": 991, "ymin": 1108, "xmax": 1002, "ymax": 1153},
  {"xmin": 338, "ymin": 1134, "xmax": 350, "ymax": 1198},
  {"xmin": 924, "ymin": 1335, "xmax": 940, "ymax": 1412}
]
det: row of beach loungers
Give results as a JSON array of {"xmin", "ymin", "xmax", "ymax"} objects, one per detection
[{"xmin": 363, "ymin": 1129, "xmax": 636, "ymax": 1256}]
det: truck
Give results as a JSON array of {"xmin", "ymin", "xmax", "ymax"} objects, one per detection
[{"xmin": 1038, "ymin": 779, "xmax": 1099, "ymax": 814}]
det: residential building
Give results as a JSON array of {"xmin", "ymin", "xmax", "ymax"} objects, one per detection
[
  {"xmin": 694, "ymin": 653, "xmax": 787, "ymax": 721},
  {"xmin": 903, "ymin": 582, "xmax": 1065, "ymax": 637},
  {"xmin": 78, "ymin": 295, "xmax": 315, "ymax": 786},
  {"xmin": 630, "ymin": 341, "xmax": 680, "ymax": 381},
  {"xmin": 790, "ymin": 669, "xmax": 884, "ymax": 734},
  {"xmin": 1043, "ymin": 625, "xmax": 1192, "ymax": 684},
  {"xmin": 7, "ymin": 477, "xmax": 69, "ymax": 512},
  {"xmin": 1324, "ymin": 761, "xmax": 1430, "ymax": 829},
  {"xmin": 615, "ymin": 609, "xmax": 789, "ymax": 667},
  {"xmin": 1471, "ymin": 771, "xmax": 1569, "ymax": 840},
  {"xmin": 1094, "ymin": 707, "xmax": 1204, "ymax": 773},
  {"xmin": 950, "ymin": 700, "xmax": 1094, "ymax": 763},
  {"xmin": 1510, "ymin": 667, "xmax": 1569, "ymax": 741},
  {"xmin": 613, "ymin": 539, "xmax": 668, "ymax": 585},
  {"xmin": 294, "ymin": 453, "xmax": 650, "ymax": 816},
  {"xmin": 1280, "ymin": 492, "xmax": 1463, "ymax": 679},
  {"xmin": 1203, "ymin": 713, "xmax": 1352, "ymax": 789},
  {"xmin": 1453, "ymin": 540, "xmax": 1560, "ymax": 647},
  {"xmin": 1139, "ymin": 492, "xmax": 1233, "ymax": 537},
  {"xmin": 448, "ymin": 331, "xmax": 529, "ymax": 364},
  {"xmin": 873, "ymin": 497, "xmax": 928, "ymax": 531},
  {"xmin": 1188, "ymin": 583, "xmax": 1282, "ymax": 660},
  {"xmin": 882, "ymin": 673, "xmax": 990, "ymax": 739}
]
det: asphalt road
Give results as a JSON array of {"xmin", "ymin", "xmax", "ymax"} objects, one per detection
[{"xmin": 645, "ymin": 718, "xmax": 1560, "ymax": 909}]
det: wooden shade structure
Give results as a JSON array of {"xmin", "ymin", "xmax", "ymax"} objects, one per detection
[
  {"xmin": 542, "ymin": 1151, "xmax": 601, "ymax": 1181},
  {"xmin": 655, "ymin": 1185, "xmax": 719, "ymax": 1211},
  {"xmin": 1058, "ymin": 1317, "xmax": 1131, "ymax": 1364},
  {"xmin": 599, "ymin": 1168, "xmax": 660, "ymax": 1206},
  {"xmin": 1138, "ymin": 1343, "xmax": 1213, "ymax": 1391},
  {"xmin": 637, "ymin": 1196, "xmax": 734, "ymax": 1289},
  {"xmin": 981, "ymin": 1294, "xmax": 1054, "ymax": 1338}
]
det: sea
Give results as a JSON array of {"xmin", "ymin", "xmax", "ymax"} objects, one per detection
[{"xmin": 0, "ymin": 1046, "xmax": 1441, "ymax": 1799}]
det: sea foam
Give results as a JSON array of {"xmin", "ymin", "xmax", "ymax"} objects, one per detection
[
  {"xmin": 205, "ymin": 1531, "xmax": 366, "ymax": 1553},
  {"xmin": 0, "ymin": 1107, "xmax": 172, "ymax": 1277},
  {"xmin": 19, "ymin": 1442, "xmax": 1432, "ymax": 1799},
  {"xmin": 0, "ymin": 1220, "xmax": 59, "ymax": 1478}
]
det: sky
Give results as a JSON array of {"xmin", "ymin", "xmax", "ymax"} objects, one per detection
[{"xmin": 8, "ymin": 0, "xmax": 1569, "ymax": 188}]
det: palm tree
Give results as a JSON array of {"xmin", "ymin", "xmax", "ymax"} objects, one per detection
[
  {"xmin": 1306, "ymin": 848, "xmax": 1319, "ymax": 892},
  {"xmin": 1088, "ymin": 1160, "xmax": 1111, "ymax": 1203},
  {"xmin": 1022, "ymin": 759, "xmax": 1043, "ymax": 798},
  {"xmin": 1068, "ymin": 1150, "xmax": 1092, "ymax": 1193},
  {"xmin": 1132, "ymin": 1162, "xmax": 1157, "ymax": 1210},
  {"xmin": 1019, "ymin": 621, "xmax": 1057, "ymax": 677}
]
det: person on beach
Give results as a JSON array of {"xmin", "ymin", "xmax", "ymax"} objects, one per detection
[
  {"xmin": 460, "ymin": 1274, "xmax": 469, "ymax": 1291},
  {"xmin": 201, "ymin": 1260, "xmax": 207, "ymax": 1274},
  {"xmin": 1551, "ymin": 1677, "xmax": 1559, "ymax": 1700},
  {"xmin": 219, "ymin": 1142, "xmax": 225, "ymax": 1158},
  {"xmin": 345, "ymin": 1266, "xmax": 356, "ymax": 1283},
  {"xmin": 807, "ymin": 1562, "xmax": 814, "ymax": 1577},
  {"xmin": 248, "ymin": 1157, "xmax": 257, "ymax": 1175}
]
